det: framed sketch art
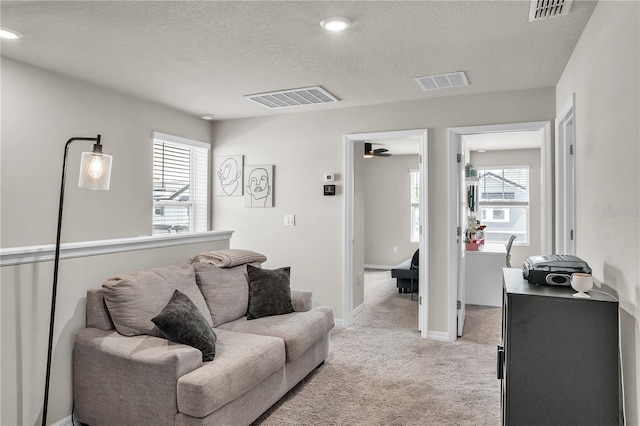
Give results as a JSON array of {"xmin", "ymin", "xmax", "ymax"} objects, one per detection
[
  {"xmin": 215, "ymin": 155, "xmax": 243, "ymax": 196},
  {"xmin": 245, "ymin": 165, "xmax": 273, "ymax": 207}
]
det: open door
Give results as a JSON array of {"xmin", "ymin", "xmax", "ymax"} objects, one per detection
[
  {"xmin": 456, "ymin": 144, "xmax": 466, "ymax": 336},
  {"xmin": 555, "ymin": 95, "xmax": 576, "ymax": 255}
]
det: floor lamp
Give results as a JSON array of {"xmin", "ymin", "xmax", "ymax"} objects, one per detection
[{"xmin": 42, "ymin": 135, "xmax": 112, "ymax": 426}]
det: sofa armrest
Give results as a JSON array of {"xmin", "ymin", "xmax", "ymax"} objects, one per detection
[
  {"xmin": 291, "ymin": 289, "xmax": 312, "ymax": 312},
  {"xmin": 74, "ymin": 327, "xmax": 203, "ymax": 426}
]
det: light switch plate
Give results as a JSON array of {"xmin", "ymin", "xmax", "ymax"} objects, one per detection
[{"xmin": 284, "ymin": 214, "xmax": 295, "ymax": 226}]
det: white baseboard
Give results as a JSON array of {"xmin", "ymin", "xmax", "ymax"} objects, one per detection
[
  {"xmin": 334, "ymin": 318, "xmax": 345, "ymax": 327},
  {"xmin": 427, "ymin": 330, "xmax": 455, "ymax": 342},
  {"xmin": 52, "ymin": 415, "xmax": 73, "ymax": 426},
  {"xmin": 364, "ymin": 264, "xmax": 393, "ymax": 270}
]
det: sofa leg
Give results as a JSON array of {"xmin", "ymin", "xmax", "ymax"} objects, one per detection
[{"xmin": 316, "ymin": 361, "xmax": 325, "ymax": 369}]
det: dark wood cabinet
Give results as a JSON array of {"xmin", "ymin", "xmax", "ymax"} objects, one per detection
[{"xmin": 499, "ymin": 268, "xmax": 620, "ymax": 425}]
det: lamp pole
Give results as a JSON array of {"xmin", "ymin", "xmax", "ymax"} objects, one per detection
[{"xmin": 42, "ymin": 135, "xmax": 111, "ymax": 426}]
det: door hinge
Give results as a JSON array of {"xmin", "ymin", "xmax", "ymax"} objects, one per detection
[
  {"xmin": 419, "ymin": 225, "xmax": 423, "ymax": 235},
  {"xmin": 419, "ymin": 296, "xmax": 422, "ymax": 305},
  {"xmin": 570, "ymin": 144, "xmax": 574, "ymax": 155},
  {"xmin": 570, "ymin": 229, "xmax": 574, "ymax": 240},
  {"xmin": 419, "ymin": 154, "xmax": 423, "ymax": 164},
  {"xmin": 457, "ymin": 300, "xmax": 462, "ymax": 309},
  {"xmin": 457, "ymin": 226, "xmax": 461, "ymax": 237},
  {"xmin": 456, "ymin": 153, "xmax": 462, "ymax": 163}
]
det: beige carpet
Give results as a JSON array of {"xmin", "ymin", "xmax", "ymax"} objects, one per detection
[{"xmin": 253, "ymin": 270, "xmax": 502, "ymax": 425}]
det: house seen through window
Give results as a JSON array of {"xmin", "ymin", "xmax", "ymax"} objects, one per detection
[
  {"xmin": 152, "ymin": 132, "xmax": 209, "ymax": 235},
  {"xmin": 477, "ymin": 166, "xmax": 529, "ymax": 244}
]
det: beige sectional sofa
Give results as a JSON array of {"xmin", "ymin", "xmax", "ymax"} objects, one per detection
[{"xmin": 73, "ymin": 258, "xmax": 334, "ymax": 425}]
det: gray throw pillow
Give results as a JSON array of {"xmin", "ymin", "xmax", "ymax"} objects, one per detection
[
  {"xmin": 151, "ymin": 290, "xmax": 217, "ymax": 361},
  {"xmin": 246, "ymin": 264, "xmax": 295, "ymax": 320}
]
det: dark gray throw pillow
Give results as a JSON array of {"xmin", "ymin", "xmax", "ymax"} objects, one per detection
[
  {"xmin": 151, "ymin": 289, "xmax": 217, "ymax": 361},
  {"xmin": 246, "ymin": 264, "xmax": 295, "ymax": 320}
]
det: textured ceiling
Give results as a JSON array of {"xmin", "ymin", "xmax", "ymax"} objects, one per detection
[{"xmin": 0, "ymin": 1, "xmax": 597, "ymax": 121}]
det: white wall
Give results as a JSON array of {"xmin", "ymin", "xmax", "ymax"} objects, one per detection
[
  {"xmin": 363, "ymin": 154, "xmax": 419, "ymax": 266},
  {"xmin": 0, "ymin": 58, "xmax": 225, "ymax": 425},
  {"xmin": 470, "ymin": 148, "xmax": 541, "ymax": 267},
  {"xmin": 1, "ymin": 58, "xmax": 212, "ymax": 247},
  {"xmin": 555, "ymin": 1, "xmax": 639, "ymax": 423},
  {"xmin": 212, "ymin": 87, "xmax": 555, "ymax": 330}
]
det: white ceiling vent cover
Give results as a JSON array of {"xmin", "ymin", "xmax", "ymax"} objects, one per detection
[
  {"xmin": 245, "ymin": 86, "xmax": 339, "ymax": 109},
  {"xmin": 529, "ymin": 0, "xmax": 573, "ymax": 21},
  {"xmin": 415, "ymin": 71, "xmax": 469, "ymax": 91}
]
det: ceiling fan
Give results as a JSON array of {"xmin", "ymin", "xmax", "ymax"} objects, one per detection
[{"xmin": 364, "ymin": 142, "xmax": 391, "ymax": 158}]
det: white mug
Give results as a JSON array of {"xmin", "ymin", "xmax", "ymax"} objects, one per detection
[{"xmin": 571, "ymin": 273, "xmax": 593, "ymax": 298}]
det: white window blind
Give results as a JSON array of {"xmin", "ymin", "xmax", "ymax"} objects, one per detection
[
  {"xmin": 152, "ymin": 132, "xmax": 209, "ymax": 235},
  {"xmin": 478, "ymin": 168, "xmax": 529, "ymax": 205}
]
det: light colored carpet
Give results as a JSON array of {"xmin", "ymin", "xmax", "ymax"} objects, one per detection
[{"xmin": 253, "ymin": 270, "xmax": 502, "ymax": 425}]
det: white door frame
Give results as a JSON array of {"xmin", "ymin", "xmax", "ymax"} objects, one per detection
[
  {"xmin": 446, "ymin": 121, "xmax": 552, "ymax": 341},
  {"xmin": 555, "ymin": 94, "xmax": 576, "ymax": 255},
  {"xmin": 344, "ymin": 129, "xmax": 429, "ymax": 337}
]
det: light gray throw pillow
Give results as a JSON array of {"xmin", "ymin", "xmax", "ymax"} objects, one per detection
[
  {"xmin": 194, "ymin": 262, "xmax": 258, "ymax": 327},
  {"xmin": 102, "ymin": 263, "xmax": 213, "ymax": 337}
]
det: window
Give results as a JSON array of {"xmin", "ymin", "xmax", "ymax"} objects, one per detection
[
  {"xmin": 152, "ymin": 132, "xmax": 209, "ymax": 235},
  {"xmin": 477, "ymin": 166, "xmax": 529, "ymax": 244},
  {"xmin": 410, "ymin": 169, "xmax": 420, "ymax": 242}
]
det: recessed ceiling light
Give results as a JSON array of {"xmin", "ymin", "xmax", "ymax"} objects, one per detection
[
  {"xmin": 201, "ymin": 114, "xmax": 215, "ymax": 120},
  {"xmin": 0, "ymin": 27, "xmax": 23, "ymax": 40},
  {"xmin": 478, "ymin": 149, "xmax": 487, "ymax": 153},
  {"xmin": 320, "ymin": 16, "xmax": 351, "ymax": 32}
]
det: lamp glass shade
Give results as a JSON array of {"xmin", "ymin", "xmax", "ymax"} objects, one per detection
[{"xmin": 78, "ymin": 151, "xmax": 112, "ymax": 190}]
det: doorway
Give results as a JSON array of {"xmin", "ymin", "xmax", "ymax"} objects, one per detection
[
  {"xmin": 555, "ymin": 94, "xmax": 576, "ymax": 255},
  {"xmin": 447, "ymin": 121, "xmax": 552, "ymax": 340},
  {"xmin": 344, "ymin": 129, "xmax": 429, "ymax": 337}
]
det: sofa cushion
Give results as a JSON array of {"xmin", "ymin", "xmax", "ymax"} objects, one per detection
[
  {"xmin": 193, "ymin": 262, "xmax": 260, "ymax": 327},
  {"xmin": 246, "ymin": 264, "xmax": 294, "ymax": 320},
  {"xmin": 177, "ymin": 329, "xmax": 285, "ymax": 418},
  {"xmin": 218, "ymin": 307, "xmax": 334, "ymax": 361},
  {"xmin": 151, "ymin": 290, "xmax": 217, "ymax": 361},
  {"xmin": 102, "ymin": 263, "xmax": 212, "ymax": 337}
]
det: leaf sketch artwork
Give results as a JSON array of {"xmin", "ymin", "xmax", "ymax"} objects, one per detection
[
  {"xmin": 215, "ymin": 155, "xmax": 243, "ymax": 196},
  {"xmin": 245, "ymin": 165, "xmax": 273, "ymax": 208}
]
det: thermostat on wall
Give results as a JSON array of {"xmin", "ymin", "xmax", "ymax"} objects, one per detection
[
  {"xmin": 324, "ymin": 173, "xmax": 335, "ymax": 182},
  {"xmin": 324, "ymin": 185, "xmax": 336, "ymax": 196}
]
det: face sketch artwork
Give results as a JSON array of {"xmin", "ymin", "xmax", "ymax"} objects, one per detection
[
  {"xmin": 246, "ymin": 167, "xmax": 271, "ymax": 207},
  {"xmin": 217, "ymin": 158, "xmax": 241, "ymax": 196}
]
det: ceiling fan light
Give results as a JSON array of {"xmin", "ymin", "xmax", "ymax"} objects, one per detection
[{"xmin": 364, "ymin": 142, "xmax": 373, "ymax": 158}]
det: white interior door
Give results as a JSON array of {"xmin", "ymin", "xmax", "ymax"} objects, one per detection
[
  {"xmin": 555, "ymin": 95, "xmax": 576, "ymax": 255},
  {"xmin": 456, "ymin": 145, "xmax": 466, "ymax": 336}
]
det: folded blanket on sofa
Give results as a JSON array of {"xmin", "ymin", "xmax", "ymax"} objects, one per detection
[{"xmin": 190, "ymin": 249, "xmax": 267, "ymax": 268}]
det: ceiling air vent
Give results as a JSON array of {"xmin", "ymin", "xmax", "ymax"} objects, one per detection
[
  {"xmin": 415, "ymin": 71, "xmax": 469, "ymax": 91},
  {"xmin": 529, "ymin": 0, "xmax": 573, "ymax": 21},
  {"xmin": 245, "ymin": 86, "xmax": 339, "ymax": 109}
]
